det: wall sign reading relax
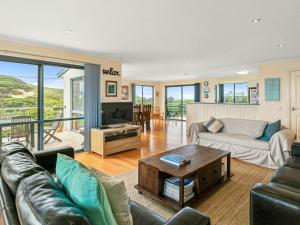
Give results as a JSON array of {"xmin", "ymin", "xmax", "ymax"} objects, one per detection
[{"xmin": 103, "ymin": 68, "xmax": 120, "ymax": 76}]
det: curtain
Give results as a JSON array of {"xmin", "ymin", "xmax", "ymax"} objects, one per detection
[
  {"xmin": 219, "ymin": 84, "xmax": 224, "ymax": 103},
  {"xmin": 131, "ymin": 83, "xmax": 136, "ymax": 104},
  {"xmin": 84, "ymin": 64, "xmax": 101, "ymax": 151},
  {"xmin": 194, "ymin": 83, "xmax": 200, "ymax": 102}
]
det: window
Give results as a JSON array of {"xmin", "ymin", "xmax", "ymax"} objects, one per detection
[
  {"xmin": 72, "ymin": 78, "xmax": 84, "ymax": 113},
  {"xmin": 135, "ymin": 85, "xmax": 154, "ymax": 106},
  {"xmin": 221, "ymin": 83, "xmax": 248, "ymax": 104},
  {"xmin": 224, "ymin": 83, "xmax": 234, "ymax": 103},
  {"xmin": 0, "ymin": 56, "xmax": 85, "ymax": 151},
  {"xmin": 234, "ymin": 83, "xmax": 248, "ymax": 103},
  {"xmin": 165, "ymin": 85, "xmax": 195, "ymax": 120}
]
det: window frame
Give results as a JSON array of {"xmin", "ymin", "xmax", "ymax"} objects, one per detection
[
  {"xmin": 71, "ymin": 76, "xmax": 84, "ymax": 115},
  {"xmin": 165, "ymin": 84, "xmax": 195, "ymax": 121},
  {"xmin": 221, "ymin": 82, "xmax": 249, "ymax": 104},
  {"xmin": 135, "ymin": 85, "xmax": 154, "ymax": 106},
  {"xmin": 0, "ymin": 55, "xmax": 84, "ymax": 151}
]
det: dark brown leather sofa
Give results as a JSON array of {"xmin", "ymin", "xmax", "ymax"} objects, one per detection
[
  {"xmin": 0, "ymin": 142, "xmax": 210, "ymax": 225},
  {"xmin": 250, "ymin": 142, "xmax": 300, "ymax": 225}
]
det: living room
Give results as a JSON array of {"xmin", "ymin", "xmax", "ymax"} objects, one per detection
[{"xmin": 0, "ymin": 1, "xmax": 299, "ymax": 225}]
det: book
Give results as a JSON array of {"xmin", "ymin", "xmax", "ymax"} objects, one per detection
[
  {"xmin": 163, "ymin": 191, "xmax": 195, "ymax": 203},
  {"xmin": 163, "ymin": 176, "xmax": 195, "ymax": 201},
  {"xmin": 160, "ymin": 153, "xmax": 191, "ymax": 167},
  {"xmin": 160, "ymin": 158, "xmax": 181, "ymax": 166},
  {"xmin": 164, "ymin": 185, "xmax": 193, "ymax": 197},
  {"xmin": 165, "ymin": 176, "xmax": 193, "ymax": 186}
]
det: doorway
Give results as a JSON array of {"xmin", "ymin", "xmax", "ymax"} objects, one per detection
[
  {"xmin": 291, "ymin": 71, "xmax": 300, "ymax": 138},
  {"xmin": 165, "ymin": 85, "xmax": 195, "ymax": 120}
]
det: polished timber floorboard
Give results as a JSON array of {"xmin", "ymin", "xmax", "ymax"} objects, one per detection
[
  {"xmin": 76, "ymin": 120, "xmax": 273, "ymax": 225},
  {"xmin": 76, "ymin": 119, "xmax": 189, "ymax": 176}
]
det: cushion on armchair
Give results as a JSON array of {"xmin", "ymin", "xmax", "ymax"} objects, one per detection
[
  {"xmin": 56, "ymin": 154, "xmax": 118, "ymax": 225},
  {"xmin": 91, "ymin": 168, "xmax": 133, "ymax": 225},
  {"xmin": 258, "ymin": 120, "xmax": 281, "ymax": 141},
  {"xmin": 203, "ymin": 116, "xmax": 223, "ymax": 133}
]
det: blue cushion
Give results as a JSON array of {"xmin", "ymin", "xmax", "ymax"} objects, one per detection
[
  {"xmin": 56, "ymin": 154, "xmax": 117, "ymax": 225},
  {"xmin": 258, "ymin": 120, "xmax": 281, "ymax": 141}
]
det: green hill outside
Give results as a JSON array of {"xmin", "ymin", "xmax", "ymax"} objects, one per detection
[{"xmin": 0, "ymin": 75, "xmax": 64, "ymax": 120}]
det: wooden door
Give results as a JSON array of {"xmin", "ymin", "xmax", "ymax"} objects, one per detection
[{"xmin": 291, "ymin": 71, "xmax": 300, "ymax": 138}]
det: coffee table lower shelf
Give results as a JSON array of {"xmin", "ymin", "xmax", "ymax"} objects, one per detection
[{"xmin": 135, "ymin": 174, "xmax": 231, "ymax": 211}]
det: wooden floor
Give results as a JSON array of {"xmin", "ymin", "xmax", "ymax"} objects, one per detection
[
  {"xmin": 76, "ymin": 120, "xmax": 188, "ymax": 176},
  {"xmin": 76, "ymin": 120, "xmax": 272, "ymax": 178}
]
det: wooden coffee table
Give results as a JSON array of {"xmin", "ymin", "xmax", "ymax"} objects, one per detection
[{"xmin": 135, "ymin": 144, "xmax": 231, "ymax": 210}]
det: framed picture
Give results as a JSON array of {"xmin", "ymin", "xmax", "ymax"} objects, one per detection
[
  {"xmin": 265, "ymin": 78, "xmax": 280, "ymax": 101},
  {"xmin": 106, "ymin": 81, "xmax": 117, "ymax": 97},
  {"xmin": 121, "ymin": 85, "xmax": 129, "ymax": 100},
  {"xmin": 248, "ymin": 87, "xmax": 258, "ymax": 104}
]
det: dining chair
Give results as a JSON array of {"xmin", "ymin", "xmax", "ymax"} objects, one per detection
[{"xmin": 10, "ymin": 116, "xmax": 32, "ymax": 143}]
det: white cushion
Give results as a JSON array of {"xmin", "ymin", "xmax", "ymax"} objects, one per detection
[
  {"xmin": 91, "ymin": 169, "xmax": 133, "ymax": 225},
  {"xmin": 203, "ymin": 116, "xmax": 224, "ymax": 133}
]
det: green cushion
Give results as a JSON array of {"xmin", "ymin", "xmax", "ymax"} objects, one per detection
[
  {"xmin": 56, "ymin": 154, "xmax": 118, "ymax": 225},
  {"xmin": 92, "ymin": 168, "xmax": 133, "ymax": 225},
  {"xmin": 258, "ymin": 120, "xmax": 281, "ymax": 141}
]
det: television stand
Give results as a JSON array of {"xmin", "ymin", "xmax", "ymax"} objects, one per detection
[{"xmin": 91, "ymin": 124, "xmax": 141, "ymax": 157}]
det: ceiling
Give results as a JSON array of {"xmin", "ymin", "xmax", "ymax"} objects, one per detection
[{"xmin": 0, "ymin": 0, "xmax": 299, "ymax": 81}]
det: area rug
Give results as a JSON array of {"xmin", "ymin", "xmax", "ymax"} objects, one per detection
[{"xmin": 114, "ymin": 159, "xmax": 273, "ymax": 225}]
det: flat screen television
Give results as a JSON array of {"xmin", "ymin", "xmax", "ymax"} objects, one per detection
[{"xmin": 102, "ymin": 102, "xmax": 133, "ymax": 125}]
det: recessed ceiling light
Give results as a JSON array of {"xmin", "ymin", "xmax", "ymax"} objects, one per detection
[
  {"xmin": 278, "ymin": 43, "xmax": 286, "ymax": 48},
  {"xmin": 65, "ymin": 28, "xmax": 73, "ymax": 33},
  {"xmin": 237, "ymin": 70, "xmax": 249, "ymax": 75},
  {"xmin": 252, "ymin": 18, "xmax": 262, "ymax": 23}
]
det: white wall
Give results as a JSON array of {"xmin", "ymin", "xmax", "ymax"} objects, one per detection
[
  {"xmin": 158, "ymin": 58, "xmax": 300, "ymax": 128},
  {"xmin": 121, "ymin": 79, "xmax": 161, "ymax": 107},
  {"xmin": 186, "ymin": 103, "xmax": 259, "ymax": 129}
]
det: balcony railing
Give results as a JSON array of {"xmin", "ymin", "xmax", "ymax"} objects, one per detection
[
  {"xmin": 166, "ymin": 104, "xmax": 187, "ymax": 120},
  {"xmin": 0, "ymin": 106, "xmax": 84, "ymax": 150}
]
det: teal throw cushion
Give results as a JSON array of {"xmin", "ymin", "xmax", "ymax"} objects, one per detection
[
  {"xmin": 258, "ymin": 120, "xmax": 281, "ymax": 141},
  {"xmin": 56, "ymin": 154, "xmax": 117, "ymax": 225}
]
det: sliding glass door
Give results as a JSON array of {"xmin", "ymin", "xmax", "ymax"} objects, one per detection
[
  {"xmin": 0, "ymin": 61, "xmax": 39, "ymax": 150},
  {"xmin": 0, "ymin": 57, "xmax": 84, "ymax": 151},
  {"xmin": 165, "ymin": 85, "xmax": 195, "ymax": 120},
  {"xmin": 43, "ymin": 66, "xmax": 84, "ymax": 150}
]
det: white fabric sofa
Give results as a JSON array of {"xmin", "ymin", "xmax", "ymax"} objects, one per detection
[{"xmin": 188, "ymin": 118, "xmax": 295, "ymax": 169}]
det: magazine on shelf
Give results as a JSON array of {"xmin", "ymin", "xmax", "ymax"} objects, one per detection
[
  {"xmin": 163, "ymin": 191, "xmax": 195, "ymax": 203},
  {"xmin": 164, "ymin": 185, "xmax": 193, "ymax": 197},
  {"xmin": 165, "ymin": 177, "xmax": 194, "ymax": 186},
  {"xmin": 163, "ymin": 176, "xmax": 195, "ymax": 202}
]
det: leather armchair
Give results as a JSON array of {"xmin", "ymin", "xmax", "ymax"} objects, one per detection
[
  {"xmin": 291, "ymin": 142, "xmax": 300, "ymax": 157},
  {"xmin": 130, "ymin": 200, "xmax": 210, "ymax": 225},
  {"xmin": 250, "ymin": 142, "xmax": 300, "ymax": 225}
]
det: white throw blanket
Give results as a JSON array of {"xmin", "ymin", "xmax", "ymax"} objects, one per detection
[{"xmin": 188, "ymin": 122, "xmax": 295, "ymax": 169}]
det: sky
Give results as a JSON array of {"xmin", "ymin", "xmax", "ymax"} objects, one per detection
[
  {"xmin": 136, "ymin": 85, "xmax": 195, "ymax": 101},
  {"xmin": 167, "ymin": 85, "xmax": 195, "ymax": 100},
  {"xmin": 0, "ymin": 61, "xmax": 65, "ymax": 89},
  {"xmin": 224, "ymin": 83, "xmax": 248, "ymax": 96}
]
